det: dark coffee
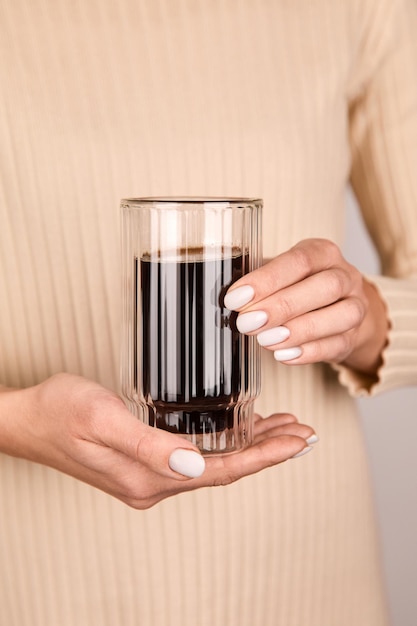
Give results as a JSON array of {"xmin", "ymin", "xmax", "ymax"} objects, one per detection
[{"xmin": 137, "ymin": 248, "xmax": 248, "ymax": 436}]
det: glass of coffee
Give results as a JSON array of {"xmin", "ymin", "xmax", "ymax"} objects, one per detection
[{"xmin": 120, "ymin": 197, "xmax": 262, "ymax": 455}]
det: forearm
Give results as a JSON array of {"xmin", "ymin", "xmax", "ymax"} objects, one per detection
[{"xmin": 0, "ymin": 385, "xmax": 35, "ymax": 459}]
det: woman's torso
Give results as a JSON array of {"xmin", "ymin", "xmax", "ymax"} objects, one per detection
[{"xmin": 0, "ymin": 2, "xmax": 388, "ymax": 625}]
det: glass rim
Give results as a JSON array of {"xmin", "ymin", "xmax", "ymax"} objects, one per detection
[{"xmin": 121, "ymin": 196, "xmax": 262, "ymax": 208}]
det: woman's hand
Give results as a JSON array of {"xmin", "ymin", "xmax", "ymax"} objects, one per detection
[
  {"xmin": 225, "ymin": 238, "xmax": 389, "ymax": 376},
  {"xmin": 0, "ymin": 373, "xmax": 316, "ymax": 509}
]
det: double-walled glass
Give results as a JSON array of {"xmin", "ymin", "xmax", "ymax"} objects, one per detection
[{"xmin": 120, "ymin": 197, "xmax": 262, "ymax": 454}]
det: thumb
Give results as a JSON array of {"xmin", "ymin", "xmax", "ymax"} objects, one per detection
[
  {"xmin": 168, "ymin": 447, "xmax": 206, "ymax": 478},
  {"xmin": 97, "ymin": 403, "xmax": 206, "ymax": 479}
]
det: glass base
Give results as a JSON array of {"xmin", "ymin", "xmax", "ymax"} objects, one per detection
[
  {"xmin": 151, "ymin": 404, "xmax": 251, "ymax": 455},
  {"xmin": 124, "ymin": 398, "xmax": 253, "ymax": 455}
]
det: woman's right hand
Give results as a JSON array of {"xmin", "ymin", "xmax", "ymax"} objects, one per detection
[{"xmin": 0, "ymin": 373, "xmax": 317, "ymax": 509}]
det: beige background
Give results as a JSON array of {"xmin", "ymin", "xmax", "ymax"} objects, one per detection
[{"xmin": 345, "ymin": 190, "xmax": 417, "ymax": 626}]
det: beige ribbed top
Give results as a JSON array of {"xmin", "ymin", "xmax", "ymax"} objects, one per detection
[{"xmin": 1, "ymin": 1, "xmax": 417, "ymax": 625}]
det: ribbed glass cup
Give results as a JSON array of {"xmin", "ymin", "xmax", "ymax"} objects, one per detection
[{"xmin": 120, "ymin": 197, "xmax": 262, "ymax": 455}]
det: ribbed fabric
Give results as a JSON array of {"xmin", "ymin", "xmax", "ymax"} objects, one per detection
[{"xmin": 1, "ymin": 0, "xmax": 416, "ymax": 624}]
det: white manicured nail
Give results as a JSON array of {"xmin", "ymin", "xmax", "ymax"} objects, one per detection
[
  {"xmin": 273, "ymin": 347, "xmax": 302, "ymax": 361},
  {"xmin": 292, "ymin": 446, "xmax": 313, "ymax": 459},
  {"xmin": 224, "ymin": 285, "xmax": 255, "ymax": 310},
  {"xmin": 257, "ymin": 326, "xmax": 290, "ymax": 347},
  {"xmin": 169, "ymin": 449, "xmax": 206, "ymax": 478},
  {"xmin": 306, "ymin": 434, "xmax": 319, "ymax": 445},
  {"xmin": 236, "ymin": 310, "xmax": 268, "ymax": 333}
]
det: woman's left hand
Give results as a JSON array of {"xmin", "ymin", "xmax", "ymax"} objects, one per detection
[{"xmin": 224, "ymin": 238, "xmax": 389, "ymax": 376}]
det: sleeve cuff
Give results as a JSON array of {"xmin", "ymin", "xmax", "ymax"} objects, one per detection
[{"xmin": 333, "ymin": 274, "xmax": 417, "ymax": 397}]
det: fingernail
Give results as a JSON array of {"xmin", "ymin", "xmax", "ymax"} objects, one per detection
[
  {"xmin": 257, "ymin": 326, "xmax": 290, "ymax": 347},
  {"xmin": 236, "ymin": 310, "xmax": 268, "ymax": 333},
  {"xmin": 169, "ymin": 449, "xmax": 206, "ymax": 478},
  {"xmin": 291, "ymin": 446, "xmax": 313, "ymax": 459},
  {"xmin": 306, "ymin": 434, "xmax": 319, "ymax": 445},
  {"xmin": 224, "ymin": 285, "xmax": 255, "ymax": 310},
  {"xmin": 273, "ymin": 347, "xmax": 302, "ymax": 361}
]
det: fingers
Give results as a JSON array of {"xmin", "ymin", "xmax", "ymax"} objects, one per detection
[
  {"xmin": 252, "ymin": 411, "xmax": 299, "ymax": 435},
  {"xmin": 235, "ymin": 267, "xmax": 358, "ymax": 334},
  {"xmin": 272, "ymin": 334, "xmax": 352, "ymax": 365},
  {"xmin": 224, "ymin": 238, "xmax": 368, "ymax": 365},
  {"xmin": 191, "ymin": 413, "xmax": 318, "ymax": 488},
  {"xmin": 201, "ymin": 436, "xmax": 311, "ymax": 487},
  {"xmin": 224, "ymin": 238, "xmax": 343, "ymax": 311},
  {"xmin": 252, "ymin": 413, "xmax": 316, "ymax": 444},
  {"xmin": 257, "ymin": 298, "xmax": 364, "ymax": 348},
  {"xmin": 254, "ymin": 298, "xmax": 365, "ymax": 363}
]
